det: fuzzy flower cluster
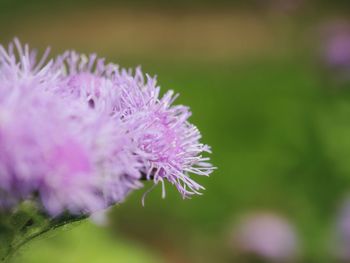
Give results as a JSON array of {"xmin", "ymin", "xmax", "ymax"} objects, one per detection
[{"xmin": 0, "ymin": 39, "xmax": 214, "ymax": 216}]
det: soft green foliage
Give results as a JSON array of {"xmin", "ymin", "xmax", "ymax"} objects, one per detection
[
  {"xmin": 111, "ymin": 56, "xmax": 350, "ymax": 262},
  {"xmin": 0, "ymin": 202, "xmax": 88, "ymax": 262},
  {"xmin": 11, "ymin": 222, "xmax": 162, "ymax": 263},
  {"xmin": 0, "ymin": 202, "xmax": 49, "ymax": 261}
]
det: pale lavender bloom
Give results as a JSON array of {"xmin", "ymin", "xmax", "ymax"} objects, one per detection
[
  {"xmin": 231, "ymin": 212, "xmax": 299, "ymax": 262},
  {"xmin": 0, "ymin": 40, "xmax": 142, "ymax": 215},
  {"xmin": 0, "ymin": 39, "xmax": 213, "ymax": 216},
  {"xmin": 54, "ymin": 51, "xmax": 214, "ymax": 199},
  {"xmin": 0, "ymin": 86, "xmax": 99, "ymax": 215}
]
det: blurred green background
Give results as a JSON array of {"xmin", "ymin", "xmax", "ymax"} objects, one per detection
[{"xmin": 2, "ymin": 0, "xmax": 350, "ymax": 262}]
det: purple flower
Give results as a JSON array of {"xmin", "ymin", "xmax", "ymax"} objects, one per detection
[
  {"xmin": 0, "ymin": 40, "xmax": 214, "ymax": 216},
  {"xmin": 54, "ymin": 51, "xmax": 215, "ymax": 200},
  {"xmin": 231, "ymin": 212, "xmax": 299, "ymax": 262},
  {"xmin": 0, "ymin": 87, "xmax": 97, "ymax": 215},
  {"xmin": 0, "ymin": 40, "xmax": 142, "ymax": 215}
]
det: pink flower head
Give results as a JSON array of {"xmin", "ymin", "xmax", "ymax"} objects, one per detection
[
  {"xmin": 0, "ymin": 40, "xmax": 142, "ymax": 215},
  {"xmin": 0, "ymin": 39, "xmax": 214, "ymax": 216},
  {"xmin": 54, "ymin": 52, "xmax": 215, "ymax": 200},
  {"xmin": 0, "ymin": 86, "xmax": 100, "ymax": 215},
  {"xmin": 117, "ymin": 71, "xmax": 214, "ymax": 199}
]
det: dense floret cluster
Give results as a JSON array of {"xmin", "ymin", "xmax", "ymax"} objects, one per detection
[{"xmin": 0, "ymin": 39, "xmax": 214, "ymax": 216}]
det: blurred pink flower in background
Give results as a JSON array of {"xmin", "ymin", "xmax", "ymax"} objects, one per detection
[
  {"xmin": 320, "ymin": 20, "xmax": 350, "ymax": 72},
  {"xmin": 230, "ymin": 212, "xmax": 299, "ymax": 262},
  {"xmin": 333, "ymin": 196, "xmax": 350, "ymax": 262}
]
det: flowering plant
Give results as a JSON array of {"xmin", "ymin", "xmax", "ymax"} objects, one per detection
[{"xmin": 0, "ymin": 39, "xmax": 214, "ymax": 261}]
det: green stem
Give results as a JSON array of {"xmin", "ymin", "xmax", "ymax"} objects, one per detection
[{"xmin": 2, "ymin": 215, "xmax": 87, "ymax": 262}]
